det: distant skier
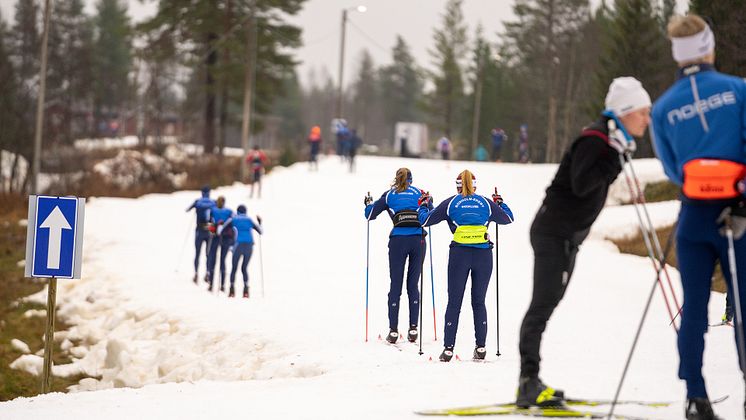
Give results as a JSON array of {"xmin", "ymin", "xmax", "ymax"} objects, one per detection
[
  {"xmin": 246, "ymin": 145, "xmax": 268, "ymax": 198},
  {"xmin": 519, "ymin": 124, "xmax": 530, "ymax": 163},
  {"xmin": 206, "ymin": 196, "xmax": 235, "ymax": 292},
  {"xmin": 490, "ymin": 128, "xmax": 507, "ymax": 162},
  {"xmin": 336, "ymin": 120, "xmax": 350, "ymax": 162},
  {"xmin": 186, "ymin": 186, "xmax": 216, "ymax": 284},
  {"xmin": 308, "ymin": 125, "xmax": 322, "ymax": 171},
  {"xmin": 652, "ymin": 14, "xmax": 746, "ymax": 419},
  {"xmin": 418, "ymin": 170, "xmax": 514, "ymax": 362},
  {"xmin": 219, "ymin": 204, "xmax": 262, "ymax": 298},
  {"xmin": 438, "ymin": 136, "xmax": 452, "ymax": 160},
  {"xmin": 348, "ymin": 129, "xmax": 362, "ymax": 173},
  {"xmin": 474, "ymin": 144, "xmax": 488, "ymax": 162},
  {"xmin": 364, "ymin": 168, "xmax": 432, "ymax": 344},
  {"xmin": 516, "ymin": 77, "xmax": 651, "ymax": 407}
]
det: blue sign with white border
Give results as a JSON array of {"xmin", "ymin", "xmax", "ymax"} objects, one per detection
[{"xmin": 25, "ymin": 195, "xmax": 85, "ymax": 279}]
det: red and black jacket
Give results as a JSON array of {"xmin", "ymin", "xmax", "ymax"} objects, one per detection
[{"xmin": 531, "ymin": 116, "xmax": 622, "ymax": 241}]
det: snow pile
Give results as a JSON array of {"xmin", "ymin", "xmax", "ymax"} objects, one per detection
[
  {"xmin": 163, "ymin": 144, "xmax": 191, "ymax": 164},
  {"xmin": 606, "ymin": 158, "xmax": 670, "ymax": 205},
  {"xmin": 23, "ymin": 309, "xmax": 46, "ymax": 318},
  {"xmin": 10, "ymin": 339, "xmax": 31, "ymax": 354},
  {"xmin": 92, "ymin": 150, "xmax": 186, "ymax": 189},
  {"xmin": 74, "ymin": 136, "xmax": 180, "ymax": 151}
]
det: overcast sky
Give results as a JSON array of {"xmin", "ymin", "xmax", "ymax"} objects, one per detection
[{"xmin": 1, "ymin": 0, "xmax": 688, "ymax": 88}]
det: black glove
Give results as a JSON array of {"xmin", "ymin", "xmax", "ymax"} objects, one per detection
[
  {"xmin": 418, "ymin": 191, "xmax": 433, "ymax": 207},
  {"xmin": 717, "ymin": 203, "xmax": 746, "ymax": 240},
  {"xmin": 492, "ymin": 188, "xmax": 503, "ymax": 204},
  {"xmin": 257, "ymin": 215, "xmax": 263, "ymax": 225},
  {"xmin": 364, "ymin": 192, "xmax": 373, "ymax": 206}
]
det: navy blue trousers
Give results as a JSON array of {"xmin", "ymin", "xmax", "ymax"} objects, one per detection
[
  {"xmin": 207, "ymin": 235, "xmax": 234, "ymax": 288},
  {"xmin": 444, "ymin": 246, "xmax": 493, "ymax": 348},
  {"xmin": 388, "ymin": 235, "xmax": 424, "ymax": 331},
  {"xmin": 677, "ymin": 203, "xmax": 746, "ymax": 398},
  {"xmin": 230, "ymin": 242, "xmax": 254, "ymax": 289},
  {"xmin": 194, "ymin": 229, "xmax": 212, "ymax": 273}
]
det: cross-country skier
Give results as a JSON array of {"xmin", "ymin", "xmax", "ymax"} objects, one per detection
[
  {"xmin": 417, "ymin": 170, "xmax": 514, "ymax": 362},
  {"xmin": 206, "ymin": 196, "xmax": 235, "ymax": 292},
  {"xmin": 516, "ymin": 77, "xmax": 651, "ymax": 406},
  {"xmin": 219, "ymin": 204, "xmax": 262, "ymax": 298},
  {"xmin": 364, "ymin": 168, "xmax": 432, "ymax": 344},
  {"xmin": 491, "ymin": 128, "xmax": 507, "ymax": 162},
  {"xmin": 308, "ymin": 125, "xmax": 322, "ymax": 171},
  {"xmin": 652, "ymin": 14, "xmax": 746, "ymax": 420},
  {"xmin": 186, "ymin": 186, "xmax": 216, "ymax": 284},
  {"xmin": 246, "ymin": 145, "xmax": 269, "ymax": 198}
]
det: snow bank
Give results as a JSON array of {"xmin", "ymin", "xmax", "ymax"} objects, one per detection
[{"xmin": 93, "ymin": 150, "xmax": 186, "ymax": 189}]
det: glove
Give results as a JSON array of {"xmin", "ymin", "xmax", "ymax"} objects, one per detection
[
  {"xmin": 207, "ymin": 223, "xmax": 216, "ymax": 233},
  {"xmin": 418, "ymin": 191, "xmax": 432, "ymax": 207},
  {"xmin": 717, "ymin": 203, "xmax": 746, "ymax": 240},
  {"xmin": 492, "ymin": 188, "xmax": 503, "ymax": 204},
  {"xmin": 364, "ymin": 192, "xmax": 373, "ymax": 206},
  {"xmin": 607, "ymin": 119, "xmax": 636, "ymax": 156},
  {"xmin": 257, "ymin": 215, "xmax": 262, "ymax": 225}
]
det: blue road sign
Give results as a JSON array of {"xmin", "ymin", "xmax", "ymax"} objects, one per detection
[{"xmin": 25, "ymin": 195, "xmax": 85, "ymax": 279}]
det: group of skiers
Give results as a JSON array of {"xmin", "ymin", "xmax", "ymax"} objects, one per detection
[
  {"xmin": 187, "ymin": 185, "xmax": 262, "ymax": 298},
  {"xmin": 306, "ymin": 121, "xmax": 363, "ymax": 172},
  {"xmin": 363, "ymin": 14, "xmax": 746, "ymax": 420}
]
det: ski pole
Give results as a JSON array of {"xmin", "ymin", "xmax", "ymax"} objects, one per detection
[
  {"xmin": 607, "ymin": 221, "xmax": 677, "ymax": 420},
  {"xmin": 626, "ymin": 156, "xmax": 682, "ymax": 321},
  {"xmin": 429, "ymin": 227, "xmax": 437, "ymax": 341},
  {"xmin": 419, "ymin": 227, "xmax": 426, "ymax": 355},
  {"xmin": 495, "ymin": 207, "xmax": 501, "ymax": 357},
  {"xmin": 724, "ymin": 218, "xmax": 746, "ymax": 379},
  {"xmin": 365, "ymin": 218, "xmax": 370, "ymax": 342},
  {"xmin": 258, "ymin": 219, "xmax": 265, "ymax": 298},
  {"xmin": 619, "ymin": 154, "xmax": 679, "ymax": 332}
]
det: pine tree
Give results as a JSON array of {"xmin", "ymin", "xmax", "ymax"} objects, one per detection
[
  {"xmin": 690, "ymin": 0, "xmax": 746, "ymax": 77},
  {"xmin": 9, "ymin": 0, "xmax": 39, "ymax": 83},
  {"xmin": 591, "ymin": 0, "xmax": 675, "ymax": 158},
  {"xmin": 92, "ymin": 0, "xmax": 132, "ymax": 126},
  {"xmin": 350, "ymin": 50, "xmax": 381, "ymax": 143},
  {"xmin": 427, "ymin": 0, "xmax": 468, "ymax": 141},
  {"xmin": 379, "ymin": 36, "xmax": 423, "ymax": 139}
]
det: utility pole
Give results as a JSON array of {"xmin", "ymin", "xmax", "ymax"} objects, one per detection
[
  {"xmin": 335, "ymin": 9, "xmax": 348, "ymax": 119},
  {"xmin": 240, "ymin": 6, "xmax": 257, "ymax": 182},
  {"xmin": 32, "ymin": 0, "xmax": 52, "ymax": 195}
]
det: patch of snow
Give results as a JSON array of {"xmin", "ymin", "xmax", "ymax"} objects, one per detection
[{"xmin": 10, "ymin": 339, "xmax": 31, "ymax": 354}]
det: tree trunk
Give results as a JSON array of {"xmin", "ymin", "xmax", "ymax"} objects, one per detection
[{"xmin": 204, "ymin": 31, "xmax": 218, "ymax": 154}]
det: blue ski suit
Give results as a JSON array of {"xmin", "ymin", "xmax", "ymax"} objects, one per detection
[
  {"xmin": 418, "ymin": 194, "xmax": 514, "ymax": 348},
  {"xmin": 652, "ymin": 63, "xmax": 746, "ymax": 399},
  {"xmin": 187, "ymin": 195, "xmax": 216, "ymax": 273},
  {"xmin": 365, "ymin": 185, "xmax": 433, "ymax": 331},
  {"xmin": 207, "ymin": 206, "xmax": 235, "ymax": 288},
  {"xmin": 222, "ymin": 214, "xmax": 262, "ymax": 290}
]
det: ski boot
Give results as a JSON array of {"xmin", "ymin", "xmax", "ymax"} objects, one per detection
[
  {"xmin": 204, "ymin": 274, "xmax": 209, "ymax": 284},
  {"xmin": 439, "ymin": 347, "xmax": 454, "ymax": 362},
  {"xmin": 193, "ymin": 274, "xmax": 198, "ymax": 284},
  {"xmin": 723, "ymin": 310, "xmax": 734, "ymax": 324},
  {"xmin": 386, "ymin": 330, "xmax": 399, "ymax": 344},
  {"xmin": 243, "ymin": 287, "xmax": 249, "ymax": 298},
  {"xmin": 516, "ymin": 376, "xmax": 565, "ymax": 408},
  {"xmin": 407, "ymin": 325, "xmax": 418, "ymax": 343},
  {"xmin": 473, "ymin": 347, "xmax": 486, "ymax": 360},
  {"xmin": 685, "ymin": 398, "xmax": 722, "ymax": 420},
  {"xmin": 228, "ymin": 286, "xmax": 235, "ymax": 298}
]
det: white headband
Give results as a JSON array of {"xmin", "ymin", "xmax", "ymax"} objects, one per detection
[
  {"xmin": 455, "ymin": 177, "xmax": 477, "ymax": 189},
  {"xmin": 671, "ymin": 25, "xmax": 715, "ymax": 63}
]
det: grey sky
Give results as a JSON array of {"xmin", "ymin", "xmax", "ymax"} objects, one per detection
[{"xmin": 2, "ymin": 0, "xmax": 688, "ymax": 88}]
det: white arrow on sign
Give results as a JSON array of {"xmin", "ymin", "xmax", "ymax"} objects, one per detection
[{"xmin": 39, "ymin": 206, "xmax": 72, "ymax": 270}]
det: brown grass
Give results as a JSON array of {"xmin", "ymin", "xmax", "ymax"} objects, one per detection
[{"xmin": 613, "ymin": 224, "xmax": 727, "ymax": 293}]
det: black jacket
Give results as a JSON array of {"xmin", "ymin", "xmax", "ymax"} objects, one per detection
[{"xmin": 531, "ymin": 117, "xmax": 622, "ymax": 241}]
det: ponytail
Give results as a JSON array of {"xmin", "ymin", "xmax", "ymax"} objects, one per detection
[
  {"xmin": 392, "ymin": 168, "xmax": 411, "ymax": 193},
  {"xmin": 458, "ymin": 170, "xmax": 476, "ymax": 196}
]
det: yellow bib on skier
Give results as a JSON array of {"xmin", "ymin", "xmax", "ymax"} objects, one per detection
[{"xmin": 453, "ymin": 225, "xmax": 489, "ymax": 244}]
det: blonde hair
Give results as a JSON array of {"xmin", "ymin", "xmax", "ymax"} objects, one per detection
[
  {"xmin": 459, "ymin": 170, "xmax": 475, "ymax": 197},
  {"xmin": 216, "ymin": 196, "xmax": 225, "ymax": 208},
  {"xmin": 392, "ymin": 168, "xmax": 411, "ymax": 193},
  {"xmin": 667, "ymin": 14, "xmax": 707, "ymax": 38}
]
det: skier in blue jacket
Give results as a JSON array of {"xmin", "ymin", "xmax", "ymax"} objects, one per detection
[
  {"xmin": 652, "ymin": 14, "xmax": 746, "ymax": 420},
  {"xmin": 219, "ymin": 205, "xmax": 262, "ymax": 298},
  {"xmin": 418, "ymin": 170, "xmax": 514, "ymax": 362},
  {"xmin": 365, "ymin": 168, "xmax": 433, "ymax": 344},
  {"xmin": 186, "ymin": 186, "xmax": 216, "ymax": 284},
  {"xmin": 206, "ymin": 196, "xmax": 235, "ymax": 292}
]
